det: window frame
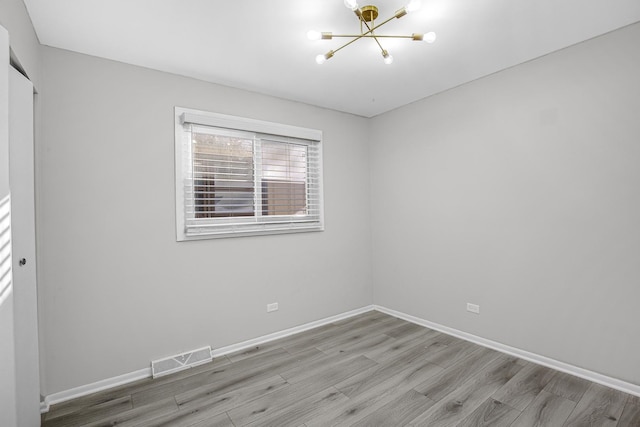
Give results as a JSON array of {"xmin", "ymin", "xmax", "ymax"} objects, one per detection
[{"xmin": 175, "ymin": 107, "xmax": 324, "ymax": 241}]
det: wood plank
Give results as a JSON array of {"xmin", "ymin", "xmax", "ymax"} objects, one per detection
[
  {"xmin": 384, "ymin": 322, "xmax": 429, "ymax": 339},
  {"xmin": 618, "ymin": 399, "xmax": 640, "ymax": 427},
  {"xmin": 456, "ymin": 398, "xmax": 521, "ymax": 427},
  {"xmin": 419, "ymin": 338, "xmax": 481, "ymax": 369},
  {"xmin": 133, "ymin": 404, "xmax": 235, "ymax": 427},
  {"xmin": 188, "ymin": 412, "xmax": 235, "ymax": 427},
  {"xmin": 175, "ymin": 374, "xmax": 288, "ymax": 413},
  {"xmin": 226, "ymin": 355, "xmax": 377, "ymax": 426},
  {"xmin": 376, "ymin": 339, "xmax": 452, "ymax": 368},
  {"xmin": 307, "ymin": 359, "xmax": 443, "ymax": 426},
  {"xmin": 414, "ymin": 346, "xmax": 502, "ymax": 402},
  {"xmin": 280, "ymin": 351, "xmax": 361, "ymax": 383},
  {"xmin": 81, "ymin": 397, "xmax": 179, "ymax": 427},
  {"xmin": 320, "ymin": 331, "xmax": 397, "ymax": 357},
  {"xmin": 314, "ymin": 316, "xmax": 406, "ymax": 355},
  {"xmin": 511, "ymin": 390, "xmax": 576, "ymax": 427},
  {"xmin": 331, "ymin": 309, "xmax": 386, "ymax": 326},
  {"xmin": 351, "ymin": 389, "xmax": 435, "ymax": 427},
  {"xmin": 492, "ymin": 363, "xmax": 557, "ymax": 411},
  {"xmin": 335, "ymin": 350, "xmax": 442, "ymax": 399},
  {"xmin": 627, "ymin": 395, "xmax": 640, "ymax": 406},
  {"xmin": 363, "ymin": 328, "xmax": 446, "ymax": 363},
  {"xmin": 42, "ymin": 395, "xmax": 133, "ymax": 427},
  {"xmin": 408, "ymin": 356, "xmax": 523, "ymax": 427},
  {"xmin": 563, "ymin": 383, "xmax": 627, "ymax": 427},
  {"xmin": 283, "ymin": 313, "xmax": 400, "ymax": 354},
  {"xmin": 131, "ymin": 347, "xmax": 322, "ymax": 407},
  {"xmin": 543, "ymin": 371, "xmax": 590, "ymax": 402},
  {"xmin": 243, "ymin": 387, "xmax": 348, "ymax": 426},
  {"xmin": 225, "ymin": 341, "xmax": 287, "ymax": 363}
]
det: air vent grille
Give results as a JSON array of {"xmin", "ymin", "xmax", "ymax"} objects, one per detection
[{"xmin": 151, "ymin": 346, "xmax": 212, "ymax": 378}]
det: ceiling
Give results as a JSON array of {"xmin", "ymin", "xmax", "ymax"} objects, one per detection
[{"xmin": 22, "ymin": 0, "xmax": 640, "ymax": 117}]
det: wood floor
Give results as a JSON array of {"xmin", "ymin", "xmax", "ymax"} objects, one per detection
[{"xmin": 42, "ymin": 311, "xmax": 640, "ymax": 426}]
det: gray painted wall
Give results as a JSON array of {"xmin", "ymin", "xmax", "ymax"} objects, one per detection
[
  {"xmin": 38, "ymin": 47, "xmax": 373, "ymax": 395},
  {"xmin": 370, "ymin": 23, "xmax": 640, "ymax": 385},
  {"xmin": 0, "ymin": 0, "xmax": 41, "ymax": 89}
]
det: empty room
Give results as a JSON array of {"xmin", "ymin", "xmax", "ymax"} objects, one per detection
[{"xmin": 1, "ymin": 0, "xmax": 640, "ymax": 425}]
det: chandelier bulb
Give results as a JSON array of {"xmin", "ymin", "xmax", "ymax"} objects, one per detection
[
  {"xmin": 406, "ymin": 0, "xmax": 421, "ymax": 13},
  {"xmin": 307, "ymin": 30, "xmax": 321, "ymax": 41},
  {"xmin": 382, "ymin": 50, "xmax": 394, "ymax": 65},
  {"xmin": 316, "ymin": 50, "xmax": 335, "ymax": 65},
  {"xmin": 344, "ymin": 0, "xmax": 359, "ymax": 11},
  {"xmin": 424, "ymin": 31, "xmax": 437, "ymax": 43}
]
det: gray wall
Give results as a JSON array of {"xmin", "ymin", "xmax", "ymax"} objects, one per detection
[
  {"xmin": 38, "ymin": 47, "xmax": 373, "ymax": 395},
  {"xmin": 370, "ymin": 23, "xmax": 640, "ymax": 385},
  {"xmin": 0, "ymin": 0, "xmax": 41, "ymax": 88}
]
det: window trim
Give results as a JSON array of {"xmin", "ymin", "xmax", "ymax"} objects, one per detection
[{"xmin": 175, "ymin": 107, "xmax": 324, "ymax": 241}]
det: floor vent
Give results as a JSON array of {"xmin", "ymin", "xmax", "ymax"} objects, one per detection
[{"xmin": 151, "ymin": 346, "xmax": 212, "ymax": 378}]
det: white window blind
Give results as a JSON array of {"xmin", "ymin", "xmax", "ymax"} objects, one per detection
[{"xmin": 175, "ymin": 108, "xmax": 324, "ymax": 240}]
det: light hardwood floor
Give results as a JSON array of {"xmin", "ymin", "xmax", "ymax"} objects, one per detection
[{"xmin": 42, "ymin": 311, "xmax": 640, "ymax": 426}]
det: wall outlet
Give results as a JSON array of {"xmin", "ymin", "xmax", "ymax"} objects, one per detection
[
  {"xmin": 267, "ymin": 302, "xmax": 279, "ymax": 313},
  {"xmin": 466, "ymin": 303, "xmax": 480, "ymax": 314}
]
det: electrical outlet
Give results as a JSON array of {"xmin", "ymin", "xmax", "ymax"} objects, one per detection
[
  {"xmin": 466, "ymin": 303, "xmax": 480, "ymax": 314},
  {"xmin": 267, "ymin": 302, "xmax": 279, "ymax": 313}
]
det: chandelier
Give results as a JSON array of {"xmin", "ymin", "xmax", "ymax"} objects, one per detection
[{"xmin": 308, "ymin": 0, "xmax": 436, "ymax": 65}]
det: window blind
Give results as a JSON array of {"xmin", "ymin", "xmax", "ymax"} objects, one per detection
[{"xmin": 176, "ymin": 109, "xmax": 323, "ymax": 239}]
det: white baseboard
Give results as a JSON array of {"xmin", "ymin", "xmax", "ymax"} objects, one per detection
[
  {"xmin": 41, "ymin": 368, "xmax": 151, "ymax": 413},
  {"xmin": 211, "ymin": 305, "xmax": 375, "ymax": 358},
  {"xmin": 374, "ymin": 305, "xmax": 640, "ymax": 398},
  {"xmin": 40, "ymin": 305, "xmax": 375, "ymax": 413}
]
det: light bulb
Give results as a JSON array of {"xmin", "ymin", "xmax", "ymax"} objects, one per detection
[
  {"xmin": 382, "ymin": 51, "xmax": 394, "ymax": 64},
  {"xmin": 406, "ymin": 0, "xmax": 421, "ymax": 12},
  {"xmin": 316, "ymin": 50, "xmax": 334, "ymax": 64},
  {"xmin": 424, "ymin": 31, "xmax": 437, "ymax": 43},
  {"xmin": 307, "ymin": 30, "xmax": 321, "ymax": 41},
  {"xmin": 344, "ymin": 0, "xmax": 358, "ymax": 10}
]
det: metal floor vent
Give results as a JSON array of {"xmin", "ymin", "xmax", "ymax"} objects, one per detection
[{"xmin": 151, "ymin": 346, "xmax": 213, "ymax": 378}]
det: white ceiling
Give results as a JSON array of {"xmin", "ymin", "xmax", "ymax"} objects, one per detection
[{"xmin": 22, "ymin": 0, "xmax": 640, "ymax": 117}]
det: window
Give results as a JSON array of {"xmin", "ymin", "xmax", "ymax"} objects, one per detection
[{"xmin": 175, "ymin": 108, "xmax": 324, "ymax": 240}]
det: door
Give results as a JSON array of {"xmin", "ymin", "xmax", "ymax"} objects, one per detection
[
  {"xmin": 0, "ymin": 25, "xmax": 18, "ymax": 427},
  {"xmin": 9, "ymin": 65, "xmax": 40, "ymax": 426}
]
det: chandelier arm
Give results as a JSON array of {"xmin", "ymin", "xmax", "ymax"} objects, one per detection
[
  {"xmin": 331, "ymin": 34, "xmax": 368, "ymax": 55},
  {"xmin": 360, "ymin": 18, "xmax": 387, "ymax": 56},
  {"xmin": 364, "ymin": 12, "xmax": 404, "ymax": 35},
  {"xmin": 330, "ymin": 34, "xmax": 415, "ymax": 38},
  {"xmin": 348, "ymin": 8, "xmax": 404, "ymax": 39}
]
